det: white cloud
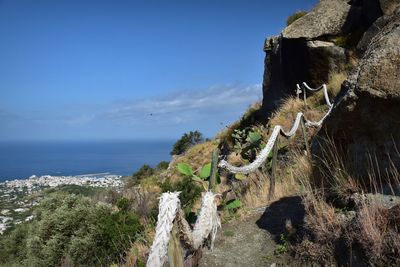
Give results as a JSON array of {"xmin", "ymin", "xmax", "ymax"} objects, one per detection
[
  {"xmin": 0, "ymin": 84, "xmax": 263, "ymax": 140},
  {"xmin": 100, "ymin": 84, "xmax": 262, "ymax": 124}
]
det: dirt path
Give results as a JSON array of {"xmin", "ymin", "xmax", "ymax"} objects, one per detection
[{"xmin": 199, "ymin": 196, "xmax": 305, "ymax": 267}]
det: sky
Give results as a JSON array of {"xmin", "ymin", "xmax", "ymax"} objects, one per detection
[{"xmin": 0, "ymin": 0, "xmax": 317, "ymax": 141}]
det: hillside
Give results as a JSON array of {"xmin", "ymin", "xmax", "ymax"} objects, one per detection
[{"xmin": 1, "ymin": 0, "xmax": 399, "ymax": 266}]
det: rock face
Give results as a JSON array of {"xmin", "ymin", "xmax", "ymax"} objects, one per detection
[
  {"xmin": 260, "ymin": 0, "xmax": 399, "ymax": 179},
  {"xmin": 357, "ymin": 15, "xmax": 392, "ymax": 51},
  {"xmin": 282, "ymin": 0, "xmax": 353, "ymax": 39},
  {"xmin": 317, "ymin": 12, "xmax": 400, "ymax": 177},
  {"xmin": 357, "ymin": 14, "xmax": 400, "ymax": 98},
  {"xmin": 379, "ymin": 0, "xmax": 400, "ymax": 15},
  {"xmin": 260, "ymin": 35, "xmax": 347, "ymax": 113},
  {"xmin": 259, "ymin": 0, "xmax": 381, "ymax": 116}
]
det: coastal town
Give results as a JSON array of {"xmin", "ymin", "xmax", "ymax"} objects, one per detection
[{"xmin": 0, "ymin": 174, "xmax": 123, "ymax": 234}]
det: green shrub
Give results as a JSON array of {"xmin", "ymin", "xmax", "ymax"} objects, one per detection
[
  {"xmin": 132, "ymin": 164, "xmax": 154, "ymax": 181},
  {"xmin": 45, "ymin": 184, "xmax": 102, "ymax": 196},
  {"xmin": 170, "ymin": 131, "xmax": 204, "ymax": 155},
  {"xmin": 0, "ymin": 193, "xmax": 143, "ymax": 266},
  {"xmin": 155, "ymin": 161, "xmax": 170, "ymax": 171},
  {"xmin": 286, "ymin": 11, "xmax": 307, "ymax": 26},
  {"xmin": 116, "ymin": 197, "xmax": 131, "ymax": 213},
  {"xmin": 0, "ymin": 223, "xmax": 29, "ymax": 264}
]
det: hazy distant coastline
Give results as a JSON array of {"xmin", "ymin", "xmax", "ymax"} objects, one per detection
[{"xmin": 0, "ymin": 140, "xmax": 174, "ymax": 181}]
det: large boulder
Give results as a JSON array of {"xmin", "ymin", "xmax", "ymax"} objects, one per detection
[
  {"xmin": 306, "ymin": 41, "xmax": 346, "ymax": 85},
  {"xmin": 258, "ymin": 0, "xmax": 383, "ymax": 119},
  {"xmin": 356, "ymin": 14, "xmax": 400, "ymax": 98},
  {"xmin": 379, "ymin": 0, "xmax": 400, "ymax": 15},
  {"xmin": 282, "ymin": 0, "xmax": 353, "ymax": 39},
  {"xmin": 260, "ymin": 37, "xmax": 346, "ymax": 116},
  {"xmin": 314, "ymin": 13, "xmax": 400, "ymax": 178},
  {"xmin": 357, "ymin": 15, "xmax": 392, "ymax": 51}
]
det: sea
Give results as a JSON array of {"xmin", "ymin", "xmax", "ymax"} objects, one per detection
[{"xmin": 0, "ymin": 140, "xmax": 174, "ymax": 182}]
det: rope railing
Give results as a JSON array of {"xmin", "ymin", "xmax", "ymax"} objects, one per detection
[
  {"xmin": 147, "ymin": 82, "xmax": 334, "ymax": 266},
  {"xmin": 218, "ymin": 83, "xmax": 334, "ymax": 174},
  {"xmin": 301, "ymin": 82, "xmax": 333, "ymax": 107},
  {"xmin": 147, "ymin": 192, "xmax": 181, "ymax": 267},
  {"xmin": 147, "ymin": 191, "xmax": 220, "ymax": 267}
]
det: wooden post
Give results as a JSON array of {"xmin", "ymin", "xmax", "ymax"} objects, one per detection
[
  {"xmin": 268, "ymin": 135, "xmax": 279, "ymax": 201},
  {"xmin": 296, "ymin": 84, "xmax": 301, "ymax": 99},
  {"xmin": 168, "ymin": 222, "xmax": 185, "ymax": 267},
  {"xmin": 303, "ymin": 87, "xmax": 307, "ymax": 107},
  {"xmin": 300, "ymin": 117, "xmax": 311, "ymax": 156},
  {"xmin": 209, "ymin": 148, "xmax": 219, "ymax": 192}
]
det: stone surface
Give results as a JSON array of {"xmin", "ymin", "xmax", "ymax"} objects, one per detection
[
  {"xmin": 357, "ymin": 15, "xmax": 391, "ymax": 51},
  {"xmin": 314, "ymin": 13, "xmax": 400, "ymax": 178},
  {"xmin": 282, "ymin": 0, "xmax": 352, "ymax": 39},
  {"xmin": 259, "ymin": 0, "xmax": 383, "ymax": 119},
  {"xmin": 306, "ymin": 41, "xmax": 346, "ymax": 85},
  {"xmin": 357, "ymin": 14, "xmax": 400, "ymax": 98},
  {"xmin": 259, "ymin": 38, "xmax": 346, "ymax": 117},
  {"xmin": 379, "ymin": 0, "xmax": 400, "ymax": 15}
]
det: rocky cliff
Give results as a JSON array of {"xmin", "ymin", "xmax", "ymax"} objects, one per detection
[{"xmin": 261, "ymin": 0, "xmax": 400, "ymax": 180}]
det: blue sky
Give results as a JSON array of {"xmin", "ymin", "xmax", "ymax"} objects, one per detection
[{"xmin": 0, "ymin": 0, "xmax": 317, "ymax": 141}]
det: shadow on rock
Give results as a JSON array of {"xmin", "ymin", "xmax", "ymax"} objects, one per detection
[{"xmin": 256, "ymin": 196, "xmax": 305, "ymax": 242}]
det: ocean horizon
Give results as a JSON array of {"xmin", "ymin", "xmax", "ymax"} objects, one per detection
[{"xmin": 0, "ymin": 140, "xmax": 175, "ymax": 182}]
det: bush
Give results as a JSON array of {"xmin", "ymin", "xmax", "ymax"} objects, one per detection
[
  {"xmin": 132, "ymin": 164, "xmax": 154, "ymax": 181},
  {"xmin": 286, "ymin": 11, "xmax": 307, "ymax": 26},
  {"xmin": 126, "ymin": 165, "xmax": 155, "ymax": 187},
  {"xmin": 0, "ymin": 193, "xmax": 143, "ymax": 266},
  {"xmin": 155, "ymin": 161, "xmax": 170, "ymax": 171},
  {"xmin": 170, "ymin": 131, "xmax": 204, "ymax": 155}
]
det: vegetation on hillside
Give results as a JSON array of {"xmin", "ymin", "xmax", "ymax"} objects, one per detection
[
  {"xmin": 170, "ymin": 130, "xmax": 204, "ymax": 155},
  {"xmin": 286, "ymin": 10, "xmax": 307, "ymax": 26},
  {"xmin": 0, "ymin": 193, "xmax": 143, "ymax": 266}
]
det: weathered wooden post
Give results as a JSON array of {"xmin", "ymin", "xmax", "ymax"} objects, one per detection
[
  {"xmin": 209, "ymin": 148, "xmax": 219, "ymax": 192},
  {"xmin": 296, "ymin": 84, "xmax": 301, "ymax": 99},
  {"xmin": 268, "ymin": 136, "xmax": 279, "ymax": 201},
  {"xmin": 303, "ymin": 87, "xmax": 307, "ymax": 107},
  {"xmin": 168, "ymin": 221, "xmax": 185, "ymax": 267},
  {"xmin": 300, "ymin": 117, "xmax": 311, "ymax": 156}
]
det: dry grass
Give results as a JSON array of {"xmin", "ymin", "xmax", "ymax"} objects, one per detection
[
  {"xmin": 123, "ymin": 241, "xmax": 149, "ymax": 267},
  {"xmin": 356, "ymin": 202, "xmax": 388, "ymax": 261},
  {"xmin": 167, "ymin": 140, "xmax": 218, "ymax": 183},
  {"xmin": 327, "ymin": 71, "xmax": 347, "ymax": 98},
  {"xmin": 294, "ymin": 138, "xmax": 400, "ymax": 265},
  {"xmin": 351, "ymin": 201, "xmax": 400, "ymax": 265},
  {"xmin": 123, "ymin": 186, "xmax": 160, "ymax": 217},
  {"xmin": 242, "ymin": 149, "xmax": 309, "ymax": 209},
  {"xmin": 307, "ymin": 71, "xmax": 347, "ymax": 106},
  {"xmin": 216, "ymin": 101, "xmax": 262, "ymax": 144},
  {"xmin": 269, "ymin": 97, "xmax": 306, "ymax": 130},
  {"xmin": 242, "ymin": 178, "xmax": 300, "ymax": 209},
  {"xmin": 268, "ymin": 97, "xmax": 327, "ymax": 149},
  {"xmin": 303, "ymin": 194, "xmax": 342, "ymax": 243}
]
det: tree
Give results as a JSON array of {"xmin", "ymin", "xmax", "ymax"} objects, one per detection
[{"xmin": 170, "ymin": 131, "xmax": 204, "ymax": 155}]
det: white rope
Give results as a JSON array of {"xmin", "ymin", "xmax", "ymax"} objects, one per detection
[
  {"xmin": 219, "ymin": 82, "xmax": 334, "ymax": 174},
  {"xmin": 218, "ymin": 125, "xmax": 281, "ymax": 174},
  {"xmin": 147, "ymin": 191, "xmax": 220, "ymax": 266},
  {"xmin": 302, "ymin": 82, "xmax": 332, "ymax": 107},
  {"xmin": 280, "ymin": 112, "xmax": 304, "ymax": 137},
  {"xmin": 305, "ymin": 103, "xmax": 334, "ymax": 127},
  {"xmin": 147, "ymin": 192, "xmax": 181, "ymax": 267},
  {"xmin": 192, "ymin": 191, "xmax": 221, "ymax": 250},
  {"xmin": 147, "ymin": 82, "xmax": 336, "ymax": 264}
]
